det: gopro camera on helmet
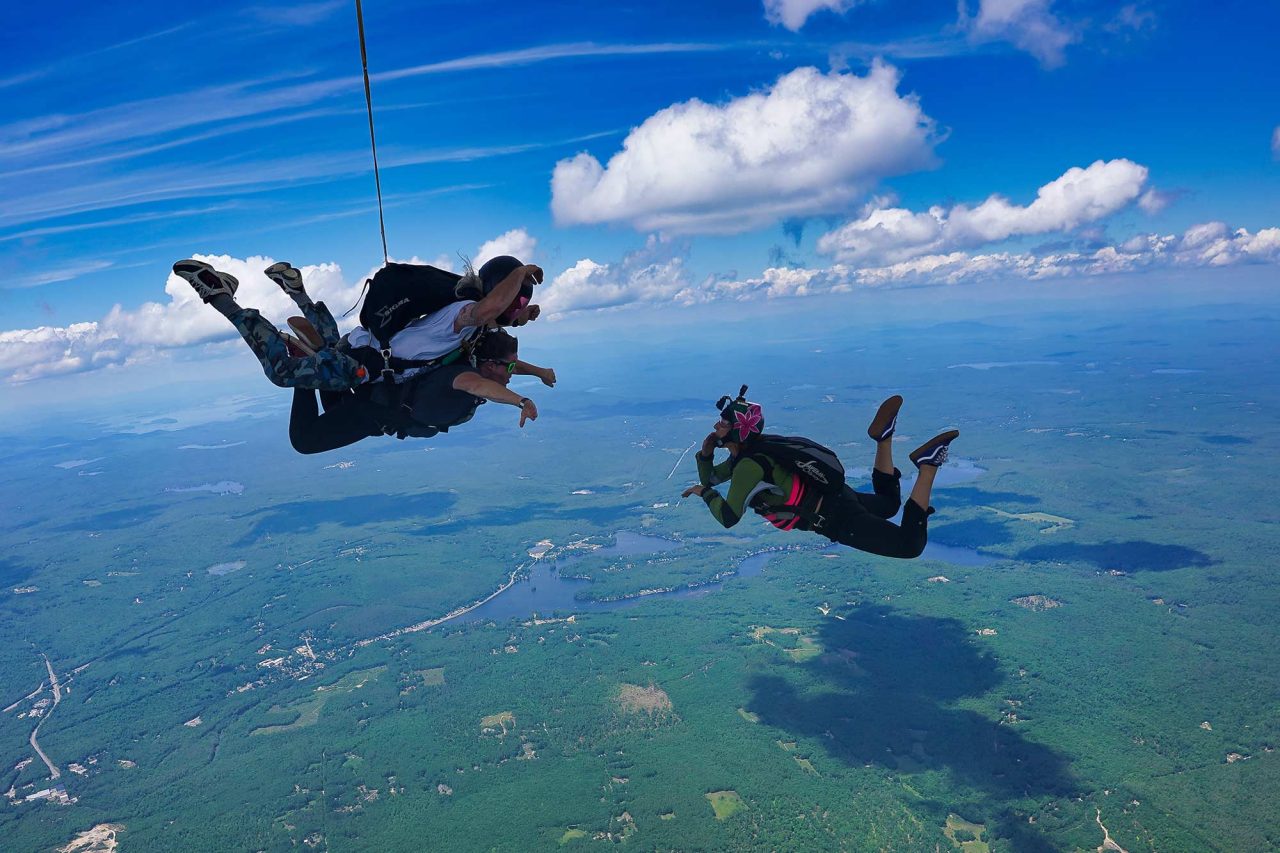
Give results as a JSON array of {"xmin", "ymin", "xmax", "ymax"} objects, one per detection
[{"xmin": 713, "ymin": 385, "xmax": 763, "ymax": 446}]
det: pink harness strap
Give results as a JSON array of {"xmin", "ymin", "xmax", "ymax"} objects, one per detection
[{"xmin": 764, "ymin": 476, "xmax": 807, "ymax": 531}]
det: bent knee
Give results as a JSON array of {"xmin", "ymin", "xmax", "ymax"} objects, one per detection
[
  {"xmin": 289, "ymin": 434, "xmax": 321, "ymax": 455},
  {"xmin": 901, "ymin": 536, "xmax": 927, "ymax": 559},
  {"xmin": 879, "ymin": 498, "xmax": 903, "ymax": 519}
]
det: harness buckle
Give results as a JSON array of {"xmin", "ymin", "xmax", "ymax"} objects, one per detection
[{"xmin": 380, "ymin": 347, "xmax": 395, "ymax": 383}]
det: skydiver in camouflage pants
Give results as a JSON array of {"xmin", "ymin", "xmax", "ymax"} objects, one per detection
[{"xmin": 173, "ymin": 259, "xmax": 366, "ymax": 392}]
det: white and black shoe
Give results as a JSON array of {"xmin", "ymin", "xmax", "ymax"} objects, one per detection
[
  {"xmin": 910, "ymin": 430, "xmax": 959, "ymax": 468},
  {"xmin": 264, "ymin": 261, "xmax": 305, "ymax": 297},
  {"xmin": 173, "ymin": 259, "xmax": 238, "ymax": 303},
  {"xmin": 867, "ymin": 395, "xmax": 903, "ymax": 442}
]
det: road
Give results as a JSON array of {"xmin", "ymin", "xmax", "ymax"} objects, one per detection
[{"xmin": 28, "ymin": 654, "xmax": 62, "ymax": 780}]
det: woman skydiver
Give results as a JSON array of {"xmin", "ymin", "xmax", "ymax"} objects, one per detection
[{"xmin": 681, "ymin": 389, "xmax": 959, "ymax": 559}]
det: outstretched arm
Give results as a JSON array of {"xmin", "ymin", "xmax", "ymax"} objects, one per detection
[
  {"xmin": 513, "ymin": 359, "xmax": 555, "ymax": 387},
  {"xmin": 455, "ymin": 264, "xmax": 542, "ymax": 331},
  {"xmin": 452, "ymin": 371, "xmax": 538, "ymax": 427}
]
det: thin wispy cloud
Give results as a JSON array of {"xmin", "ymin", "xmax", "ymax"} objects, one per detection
[
  {"xmin": 0, "ymin": 105, "xmax": 363, "ymax": 180},
  {"xmin": 0, "ymin": 73, "xmax": 355, "ymax": 165},
  {"xmin": 243, "ymin": 184, "xmax": 493, "ymax": 233},
  {"xmin": 376, "ymin": 41, "xmax": 730, "ymax": 83},
  {"xmin": 831, "ymin": 33, "xmax": 983, "ymax": 64},
  {"xmin": 1, "ymin": 22, "xmax": 195, "ymax": 95},
  {"xmin": 0, "ymin": 41, "xmax": 723, "ymax": 171},
  {"xmin": 245, "ymin": 1, "xmax": 347, "ymax": 27},
  {"xmin": 6, "ymin": 259, "xmax": 115, "ymax": 289},
  {"xmin": 1, "ymin": 130, "xmax": 617, "ymax": 228},
  {"xmin": 0, "ymin": 204, "xmax": 242, "ymax": 243},
  {"xmin": 0, "ymin": 69, "xmax": 47, "ymax": 91}
]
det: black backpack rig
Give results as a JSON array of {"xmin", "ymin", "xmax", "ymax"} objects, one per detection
[
  {"xmin": 347, "ymin": 262, "xmax": 475, "ymax": 383},
  {"xmin": 749, "ymin": 433, "xmax": 847, "ymax": 496}
]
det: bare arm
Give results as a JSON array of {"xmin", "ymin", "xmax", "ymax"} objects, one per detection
[
  {"xmin": 513, "ymin": 359, "xmax": 555, "ymax": 387},
  {"xmin": 452, "ymin": 371, "xmax": 539, "ymax": 427},
  {"xmin": 454, "ymin": 264, "xmax": 542, "ymax": 331}
]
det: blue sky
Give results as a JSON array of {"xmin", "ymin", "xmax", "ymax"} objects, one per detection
[{"xmin": 1, "ymin": 0, "xmax": 1278, "ymax": 389}]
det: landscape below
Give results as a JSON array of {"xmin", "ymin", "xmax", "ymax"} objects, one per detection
[{"xmin": 1, "ymin": 297, "xmax": 1277, "ymax": 852}]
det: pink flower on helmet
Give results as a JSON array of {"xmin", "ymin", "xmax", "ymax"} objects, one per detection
[{"xmin": 733, "ymin": 404, "xmax": 763, "ymax": 440}]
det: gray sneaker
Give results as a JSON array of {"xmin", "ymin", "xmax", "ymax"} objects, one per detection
[
  {"xmin": 173, "ymin": 260, "xmax": 238, "ymax": 303},
  {"xmin": 264, "ymin": 261, "xmax": 305, "ymax": 297}
]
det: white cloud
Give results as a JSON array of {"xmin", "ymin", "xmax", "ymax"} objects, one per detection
[
  {"xmin": 817, "ymin": 159, "xmax": 1150, "ymax": 264},
  {"xmin": 551, "ymin": 62, "xmax": 938, "ymax": 234},
  {"xmin": 707, "ymin": 220, "xmax": 1280, "ymax": 298},
  {"xmin": 7, "ymin": 259, "xmax": 116, "ymax": 289},
  {"xmin": 1137, "ymin": 187, "xmax": 1175, "ymax": 215},
  {"xmin": 1272, "ymin": 126, "xmax": 1280, "ymax": 159},
  {"xmin": 474, "ymin": 228, "xmax": 537, "ymax": 266},
  {"xmin": 960, "ymin": 0, "xmax": 1077, "ymax": 67},
  {"xmin": 850, "ymin": 221, "xmax": 1280, "ymax": 284},
  {"xmin": 540, "ymin": 237, "xmax": 695, "ymax": 316},
  {"xmin": 763, "ymin": 0, "xmax": 861, "ymax": 32},
  {"xmin": 0, "ymin": 256, "xmax": 372, "ymax": 383}
]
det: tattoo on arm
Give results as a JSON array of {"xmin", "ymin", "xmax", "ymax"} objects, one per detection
[{"xmin": 454, "ymin": 303, "xmax": 479, "ymax": 331}]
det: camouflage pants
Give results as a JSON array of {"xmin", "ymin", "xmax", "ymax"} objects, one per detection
[{"xmin": 229, "ymin": 302, "xmax": 363, "ymax": 392}]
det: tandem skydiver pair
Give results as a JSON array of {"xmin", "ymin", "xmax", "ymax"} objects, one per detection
[{"xmin": 172, "ymin": 255, "xmax": 556, "ymax": 454}]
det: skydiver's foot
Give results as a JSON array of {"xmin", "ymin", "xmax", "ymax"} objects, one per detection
[
  {"xmin": 264, "ymin": 261, "xmax": 305, "ymax": 297},
  {"xmin": 288, "ymin": 316, "xmax": 325, "ymax": 352},
  {"xmin": 868, "ymin": 394, "xmax": 903, "ymax": 442},
  {"xmin": 909, "ymin": 429, "xmax": 960, "ymax": 468},
  {"xmin": 283, "ymin": 331, "xmax": 317, "ymax": 358},
  {"xmin": 173, "ymin": 259, "xmax": 238, "ymax": 303}
]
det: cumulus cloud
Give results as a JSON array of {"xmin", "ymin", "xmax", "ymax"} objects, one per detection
[
  {"xmin": 551, "ymin": 62, "xmax": 938, "ymax": 234},
  {"xmin": 539, "ymin": 237, "xmax": 696, "ymax": 316},
  {"xmin": 1137, "ymin": 187, "xmax": 1176, "ymax": 215},
  {"xmin": 960, "ymin": 0, "xmax": 1078, "ymax": 67},
  {"xmin": 723, "ymin": 221, "xmax": 1280, "ymax": 296},
  {"xmin": 474, "ymin": 228, "xmax": 537, "ymax": 266},
  {"xmin": 763, "ymin": 0, "xmax": 861, "ymax": 31},
  {"xmin": 0, "ymin": 255, "xmax": 367, "ymax": 383},
  {"xmin": 816, "ymin": 159, "xmax": 1151, "ymax": 264}
]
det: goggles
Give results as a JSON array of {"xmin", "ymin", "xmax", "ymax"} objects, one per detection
[{"xmin": 482, "ymin": 359, "xmax": 517, "ymax": 375}]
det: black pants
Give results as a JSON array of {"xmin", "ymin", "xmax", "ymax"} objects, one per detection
[
  {"xmin": 812, "ymin": 468, "xmax": 932, "ymax": 559},
  {"xmin": 288, "ymin": 389, "xmax": 385, "ymax": 455}
]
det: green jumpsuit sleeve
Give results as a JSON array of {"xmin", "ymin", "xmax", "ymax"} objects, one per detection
[
  {"xmin": 701, "ymin": 457, "xmax": 766, "ymax": 528},
  {"xmin": 696, "ymin": 451, "xmax": 733, "ymax": 487}
]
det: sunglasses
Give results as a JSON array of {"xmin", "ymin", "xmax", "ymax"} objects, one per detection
[{"xmin": 482, "ymin": 359, "xmax": 517, "ymax": 375}]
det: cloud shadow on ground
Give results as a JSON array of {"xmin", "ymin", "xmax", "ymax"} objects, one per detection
[
  {"xmin": 232, "ymin": 491, "xmax": 458, "ymax": 545},
  {"xmin": 929, "ymin": 517, "xmax": 1016, "ymax": 549},
  {"xmin": 746, "ymin": 604, "xmax": 1074, "ymax": 849},
  {"xmin": 55, "ymin": 503, "xmax": 170, "ymax": 532},
  {"xmin": 414, "ymin": 500, "xmax": 645, "ymax": 537},
  {"xmin": 1017, "ymin": 540, "xmax": 1214, "ymax": 572}
]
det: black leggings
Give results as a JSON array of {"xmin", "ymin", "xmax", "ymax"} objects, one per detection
[
  {"xmin": 289, "ymin": 389, "xmax": 385, "ymax": 455},
  {"xmin": 815, "ymin": 468, "xmax": 932, "ymax": 559}
]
